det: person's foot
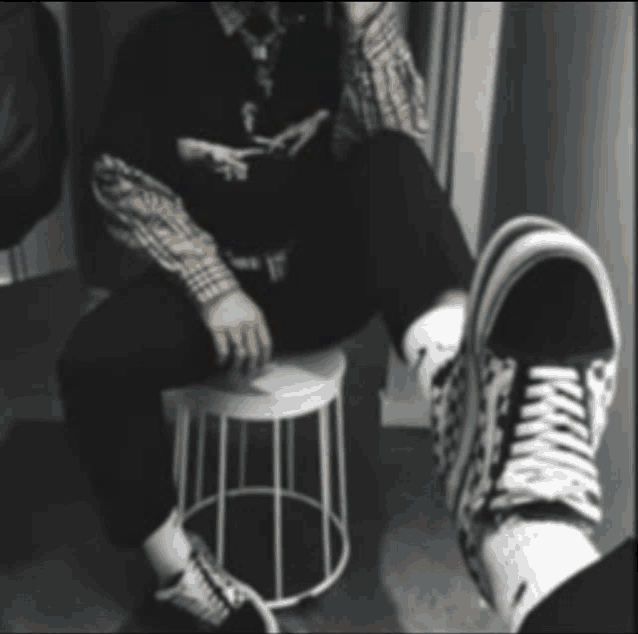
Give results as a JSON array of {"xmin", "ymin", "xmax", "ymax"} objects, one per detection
[
  {"xmin": 400, "ymin": 289, "xmax": 468, "ymax": 415},
  {"xmin": 429, "ymin": 216, "xmax": 621, "ymax": 610},
  {"xmin": 138, "ymin": 531, "xmax": 279, "ymax": 632}
]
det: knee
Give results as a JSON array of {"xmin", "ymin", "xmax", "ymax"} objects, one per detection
[
  {"xmin": 358, "ymin": 129, "xmax": 426, "ymax": 176},
  {"xmin": 369, "ymin": 129, "xmax": 423, "ymax": 159}
]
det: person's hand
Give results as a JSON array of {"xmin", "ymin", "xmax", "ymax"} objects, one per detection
[
  {"xmin": 341, "ymin": 2, "xmax": 384, "ymax": 28},
  {"xmin": 251, "ymin": 109, "xmax": 331, "ymax": 158},
  {"xmin": 201, "ymin": 290, "xmax": 273, "ymax": 383},
  {"xmin": 176, "ymin": 138, "xmax": 266, "ymax": 182}
]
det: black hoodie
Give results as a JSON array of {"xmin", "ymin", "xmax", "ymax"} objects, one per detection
[{"xmin": 90, "ymin": 3, "xmax": 343, "ymax": 249}]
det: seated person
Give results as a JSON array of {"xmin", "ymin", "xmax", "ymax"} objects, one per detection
[{"xmin": 57, "ymin": 2, "xmax": 474, "ymax": 631}]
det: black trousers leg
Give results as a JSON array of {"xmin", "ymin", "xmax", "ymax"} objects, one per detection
[
  {"xmin": 57, "ymin": 260, "xmax": 376, "ymax": 548},
  {"xmin": 520, "ymin": 538, "xmax": 636, "ymax": 633},
  {"xmin": 57, "ymin": 266, "xmax": 220, "ymax": 548},
  {"xmin": 346, "ymin": 130, "xmax": 475, "ymax": 359}
]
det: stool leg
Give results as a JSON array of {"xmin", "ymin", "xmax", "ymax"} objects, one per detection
[
  {"xmin": 335, "ymin": 393, "xmax": 348, "ymax": 527},
  {"xmin": 318, "ymin": 405, "xmax": 332, "ymax": 578},
  {"xmin": 287, "ymin": 419, "xmax": 295, "ymax": 491},
  {"xmin": 217, "ymin": 415, "xmax": 229, "ymax": 568},
  {"xmin": 238, "ymin": 419, "xmax": 248, "ymax": 489},
  {"xmin": 273, "ymin": 417, "xmax": 283, "ymax": 600},
  {"xmin": 173, "ymin": 409, "xmax": 182, "ymax": 488},
  {"xmin": 176, "ymin": 404, "xmax": 191, "ymax": 520},
  {"xmin": 195, "ymin": 412, "xmax": 207, "ymax": 505}
]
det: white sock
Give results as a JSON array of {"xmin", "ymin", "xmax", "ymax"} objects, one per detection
[
  {"xmin": 142, "ymin": 508, "xmax": 193, "ymax": 587},
  {"xmin": 481, "ymin": 517, "xmax": 602, "ymax": 633},
  {"xmin": 400, "ymin": 289, "xmax": 467, "ymax": 409},
  {"xmin": 401, "ymin": 289, "xmax": 467, "ymax": 368}
]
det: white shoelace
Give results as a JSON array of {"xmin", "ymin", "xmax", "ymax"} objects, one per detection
[
  {"xmin": 158, "ymin": 554, "xmax": 230, "ymax": 627},
  {"xmin": 490, "ymin": 366, "xmax": 602, "ymax": 525}
]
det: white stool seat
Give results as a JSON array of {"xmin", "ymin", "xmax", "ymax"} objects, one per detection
[{"xmin": 162, "ymin": 347, "xmax": 350, "ymax": 609}]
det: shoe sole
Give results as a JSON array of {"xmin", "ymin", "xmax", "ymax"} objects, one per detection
[{"xmin": 448, "ymin": 224, "xmax": 621, "ymax": 514}]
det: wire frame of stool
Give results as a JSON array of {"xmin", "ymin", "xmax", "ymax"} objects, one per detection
[{"xmin": 172, "ymin": 392, "xmax": 350, "ymax": 610}]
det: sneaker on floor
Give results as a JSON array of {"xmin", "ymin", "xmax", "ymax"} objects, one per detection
[
  {"xmin": 430, "ymin": 216, "xmax": 621, "ymax": 610},
  {"xmin": 139, "ymin": 530, "xmax": 279, "ymax": 633}
]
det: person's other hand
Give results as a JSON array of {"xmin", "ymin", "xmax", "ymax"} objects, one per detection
[
  {"xmin": 251, "ymin": 109, "xmax": 331, "ymax": 158},
  {"xmin": 176, "ymin": 138, "xmax": 266, "ymax": 182},
  {"xmin": 201, "ymin": 290, "xmax": 273, "ymax": 382},
  {"xmin": 341, "ymin": 2, "xmax": 384, "ymax": 28}
]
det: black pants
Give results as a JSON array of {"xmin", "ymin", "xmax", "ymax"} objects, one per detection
[
  {"xmin": 57, "ymin": 131, "xmax": 475, "ymax": 548},
  {"xmin": 521, "ymin": 537, "xmax": 636, "ymax": 633}
]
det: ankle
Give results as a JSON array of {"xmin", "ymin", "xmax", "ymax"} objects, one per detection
[
  {"xmin": 481, "ymin": 516, "xmax": 601, "ymax": 632},
  {"xmin": 401, "ymin": 290, "xmax": 467, "ymax": 369},
  {"xmin": 142, "ymin": 508, "xmax": 193, "ymax": 587}
]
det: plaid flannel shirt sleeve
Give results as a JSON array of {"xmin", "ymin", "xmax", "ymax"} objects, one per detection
[
  {"xmin": 332, "ymin": 2, "xmax": 431, "ymax": 162},
  {"xmin": 92, "ymin": 153, "xmax": 240, "ymax": 305}
]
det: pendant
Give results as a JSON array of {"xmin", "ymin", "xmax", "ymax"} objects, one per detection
[
  {"xmin": 261, "ymin": 77, "xmax": 274, "ymax": 99},
  {"xmin": 253, "ymin": 45, "xmax": 268, "ymax": 61},
  {"xmin": 256, "ymin": 66, "xmax": 274, "ymax": 99},
  {"xmin": 241, "ymin": 101, "xmax": 259, "ymax": 135}
]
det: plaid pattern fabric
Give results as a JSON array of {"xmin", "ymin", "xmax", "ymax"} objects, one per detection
[
  {"xmin": 92, "ymin": 154, "xmax": 240, "ymax": 305},
  {"xmin": 333, "ymin": 2, "xmax": 431, "ymax": 161},
  {"xmin": 93, "ymin": 2, "xmax": 430, "ymax": 305}
]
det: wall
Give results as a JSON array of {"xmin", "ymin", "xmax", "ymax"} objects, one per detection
[
  {"xmin": 449, "ymin": 3, "xmax": 505, "ymax": 255},
  {"xmin": 547, "ymin": 1, "xmax": 634, "ymax": 552},
  {"xmin": 407, "ymin": 2, "xmax": 505, "ymax": 257},
  {"xmin": 480, "ymin": 2, "xmax": 635, "ymax": 550}
]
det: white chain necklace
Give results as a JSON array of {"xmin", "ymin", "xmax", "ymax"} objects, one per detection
[{"xmin": 237, "ymin": 22, "xmax": 287, "ymax": 99}]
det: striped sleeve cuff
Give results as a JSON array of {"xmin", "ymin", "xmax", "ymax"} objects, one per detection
[
  {"xmin": 92, "ymin": 153, "xmax": 241, "ymax": 307},
  {"xmin": 180, "ymin": 249, "xmax": 241, "ymax": 305}
]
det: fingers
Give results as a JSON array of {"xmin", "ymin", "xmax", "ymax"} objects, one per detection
[
  {"xmin": 213, "ymin": 329, "xmax": 231, "ymax": 367},
  {"xmin": 251, "ymin": 136, "xmax": 285, "ymax": 152},
  {"xmin": 214, "ymin": 159, "xmax": 249, "ymax": 182},
  {"xmin": 268, "ymin": 124, "xmax": 299, "ymax": 150},
  {"xmin": 288, "ymin": 135, "xmax": 308, "ymax": 158},
  {"xmin": 288, "ymin": 113, "xmax": 329, "ymax": 157},
  {"xmin": 229, "ymin": 326, "xmax": 267, "ymax": 377},
  {"xmin": 233, "ymin": 161, "xmax": 249, "ymax": 181},
  {"xmin": 212, "ymin": 322, "xmax": 272, "ymax": 382},
  {"xmin": 214, "ymin": 163, "xmax": 232, "ymax": 181},
  {"xmin": 244, "ymin": 327, "xmax": 261, "ymax": 375},
  {"xmin": 229, "ymin": 329, "xmax": 247, "ymax": 372},
  {"xmin": 177, "ymin": 138, "xmax": 209, "ymax": 162},
  {"xmin": 289, "ymin": 129, "xmax": 313, "ymax": 157},
  {"xmin": 257, "ymin": 317, "xmax": 273, "ymax": 366},
  {"xmin": 236, "ymin": 147, "xmax": 267, "ymax": 159}
]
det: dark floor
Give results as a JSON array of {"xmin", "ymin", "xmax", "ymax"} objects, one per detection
[{"xmin": 0, "ymin": 269, "xmax": 508, "ymax": 632}]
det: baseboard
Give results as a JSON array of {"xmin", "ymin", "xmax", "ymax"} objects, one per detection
[
  {"xmin": 379, "ymin": 390, "xmax": 431, "ymax": 429},
  {"xmin": 0, "ymin": 250, "xmax": 13, "ymax": 286},
  {"xmin": 379, "ymin": 343, "xmax": 432, "ymax": 429}
]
